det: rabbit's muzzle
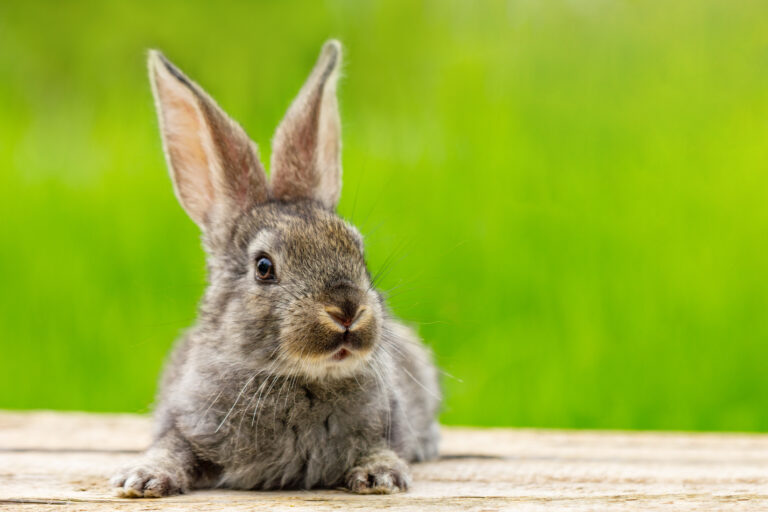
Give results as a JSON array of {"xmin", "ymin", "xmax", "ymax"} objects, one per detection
[
  {"xmin": 314, "ymin": 301, "xmax": 376, "ymax": 356},
  {"xmin": 278, "ymin": 282, "xmax": 381, "ymax": 376},
  {"xmin": 314, "ymin": 281, "xmax": 377, "ymax": 354}
]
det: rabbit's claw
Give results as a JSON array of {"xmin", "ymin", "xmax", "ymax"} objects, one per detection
[
  {"xmin": 111, "ymin": 462, "xmax": 184, "ymax": 498},
  {"xmin": 346, "ymin": 451, "xmax": 411, "ymax": 494}
]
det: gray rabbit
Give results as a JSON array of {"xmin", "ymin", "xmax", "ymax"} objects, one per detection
[{"xmin": 110, "ymin": 40, "xmax": 441, "ymax": 498}]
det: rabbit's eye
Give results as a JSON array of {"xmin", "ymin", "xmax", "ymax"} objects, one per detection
[{"xmin": 255, "ymin": 256, "xmax": 276, "ymax": 281}]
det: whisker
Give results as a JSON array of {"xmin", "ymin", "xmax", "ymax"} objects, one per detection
[
  {"xmin": 401, "ymin": 366, "xmax": 440, "ymax": 400},
  {"xmin": 216, "ymin": 374, "xmax": 257, "ymax": 433},
  {"xmin": 194, "ymin": 389, "xmax": 223, "ymax": 431}
]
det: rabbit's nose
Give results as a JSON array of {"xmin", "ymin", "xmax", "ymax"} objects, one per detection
[{"xmin": 325, "ymin": 304, "xmax": 363, "ymax": 330}]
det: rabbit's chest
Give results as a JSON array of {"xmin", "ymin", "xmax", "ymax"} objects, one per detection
[{"xmin": 214, "ymin": 383, "xmax": 382, "ymax": 489}]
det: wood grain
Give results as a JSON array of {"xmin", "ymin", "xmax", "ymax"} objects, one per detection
[{"xmin": 1, "ymin": 411, "xmax": 766, "ymax": 510}]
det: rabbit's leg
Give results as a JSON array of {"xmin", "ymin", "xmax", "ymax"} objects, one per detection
[
  {"xmin": 111, "ymin": 427, "xmax": 199, "ymax": 498},
  {"xmin": 345, "ymin": 448, "xmax": 412, "ymax": 494}
]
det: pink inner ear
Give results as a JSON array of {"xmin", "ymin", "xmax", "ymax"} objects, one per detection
[
  {"xmin": 316, "ymin": 87, "xmax": 341, "ymax": 206},
  {"xmin": 202, "ymin": 102, "xmax": 270, "ymax": 209},
  {"xmin": 154, "ymin": 67, "xmax": 216, "ymax": 225},
  {"xmin": 269, "ymin": 41, "xmax": 343, "ymax": 210}
]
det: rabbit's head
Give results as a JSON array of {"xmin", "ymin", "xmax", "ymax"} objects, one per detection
[{"xmin": 149, "ymin": 41, "xmax": 385, "ymax": 380}]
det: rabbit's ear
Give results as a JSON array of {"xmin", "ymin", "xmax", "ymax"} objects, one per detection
[
  {"xmin": 148, "ymin": 51, "xmax": 269, "ymax": 228},
  {"xmin": 270, "ymin": 40, "xmax": 343, "ymax": 210}
]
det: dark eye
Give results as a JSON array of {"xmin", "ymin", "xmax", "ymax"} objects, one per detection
[{"xmin": 255, "ymin": 256, "xmax": 276, "ymax": 281}]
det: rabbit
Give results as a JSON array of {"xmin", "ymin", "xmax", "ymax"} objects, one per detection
[{"xmin": 110, "ymin": 40, "xmax": 441, "ymax": 498}]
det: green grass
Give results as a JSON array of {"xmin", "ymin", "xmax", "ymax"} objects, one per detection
[{"xmin": 1, "ymin": 0, "xmax": 768, "ymax": 430}]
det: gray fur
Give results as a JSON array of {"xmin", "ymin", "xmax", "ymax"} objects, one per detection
[{"xmin": 111, "ymin": 41, "xmax": 440, "ymax": 498}]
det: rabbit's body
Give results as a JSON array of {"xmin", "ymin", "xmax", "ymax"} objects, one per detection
[
  {"xmin": 111, "ymin": 42, "xmax": 440, "ymax": 498},
  {"xmin": 157, "ymin": 306, "xmax": 438, "ymax": 491}
]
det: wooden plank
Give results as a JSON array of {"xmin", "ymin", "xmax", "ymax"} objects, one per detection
[{"xmin": 1, "ymin": 411, "xmax": 767, "ymax": 510}]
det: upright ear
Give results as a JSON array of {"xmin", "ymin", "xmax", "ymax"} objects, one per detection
[
  {"xmin": 270, "ymin": 40, "xmax": 343, "ymax": 210},
  {"xmin": 148, "ymin": 50, "xmax": 269, "ymax": 228}
]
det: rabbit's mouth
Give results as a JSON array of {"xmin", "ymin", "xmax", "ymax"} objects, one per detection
[
  {"xmin": 331, "ymin": 347, "xmax": 351, "ymax": 361},
  {"xmin": 285, "ymin": 341, "xmax": 373, "ymax": 381}
]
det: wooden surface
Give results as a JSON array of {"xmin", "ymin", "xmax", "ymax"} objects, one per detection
[{"xmin": 1, "ymin": 412, "xmax": 767, "ymax": 510}]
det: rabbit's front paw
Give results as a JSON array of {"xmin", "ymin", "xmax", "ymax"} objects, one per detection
[
  {"xmin": 345, "ymin": 450, "xmax": 411, "ymax": 494},
  {"xmin": 111, "ymin": 461, "xmax": 185, "ymax": 498}
]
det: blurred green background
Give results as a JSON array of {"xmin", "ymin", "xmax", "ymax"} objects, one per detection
[{"xmin": 1, "ymin": 0, "xmax": 767, "ymax": 431}]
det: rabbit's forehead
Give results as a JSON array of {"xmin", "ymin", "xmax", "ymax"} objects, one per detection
[{"xmin": 247, "ymin": 217, "xmax": 364, "ymax": 265}]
